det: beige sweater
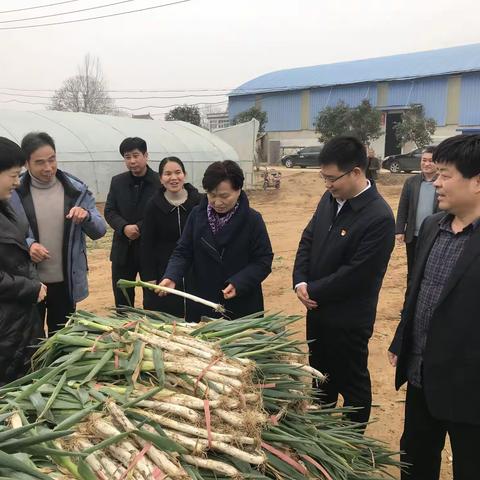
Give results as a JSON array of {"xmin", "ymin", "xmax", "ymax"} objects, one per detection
[{"xmin": 30, "ymin": 175, "xmax": 65, "ymax": 283}]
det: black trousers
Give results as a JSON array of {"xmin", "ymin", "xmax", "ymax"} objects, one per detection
[
  {"xmin": 37, "ymin": 281, "xmax": 75, "ymax": 335},
  {"xmin": 405, "ymin": 236, "xmax": 417, "ymax": 283},
  {"xmin": 401, "ymin": 384, "xmax": 479, "ymax": 480},
  {"xmin": 307, "ymin": 321, "xmax": 373, "ymax": 425},
  {"xmin": 111, "ymin": 242, "xmax": 142, "ymax": 308}
]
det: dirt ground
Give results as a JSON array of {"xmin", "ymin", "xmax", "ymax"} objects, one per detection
[{"xmin": 81, "ymin": 168, "xmax": 452, "ymax": 479}]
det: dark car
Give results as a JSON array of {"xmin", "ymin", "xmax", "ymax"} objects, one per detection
[
  {"xmin": 382, "ymin": 147, "xmax": 427, "ymax": 173},
  {"xmin": 281, "ymin": 146, "xmax": 323, "ymax": 168}
]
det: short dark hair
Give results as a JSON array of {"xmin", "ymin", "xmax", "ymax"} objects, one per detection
[
  {"xmin": 423, "ymin": 146, "xmax": 436, "ymax": 154},
  {"xmin": 319, "ymin": 136, "xmax": 368, "ymax": 172},
  {"xmin": 433, "ymin": 134, "xmax": 480, "ymax": 178},
  {"xmin": 21, "ymin": 132, "xmax": 56, "ymax": 160},
  {"xmin": 159, "ymin": 156, "xmax": 186, "ymax": 176},
  {"xmin": 119, "ymin": 137, "xmax": 147, "ymax": 156},
  {"xmin": 0, "ymin": 137, "xmax": 26, "ymax": 173},
  {"xmin": 202, "ymin": 160, "xmax": 244, "ymax": 192}
]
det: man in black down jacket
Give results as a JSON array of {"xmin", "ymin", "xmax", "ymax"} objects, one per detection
[
  {"xmin": 389, "ymin": 134, "xmax": 480, "ymax": 480},
  {"xmin": 293, "ymin": 136, "xmax": 395, "ymax": 425},
  {"xmin": 104, "ymin": 137, "xmax": 160, "ymax": 307}
]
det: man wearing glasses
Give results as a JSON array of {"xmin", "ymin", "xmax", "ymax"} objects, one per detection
[{"xmin": 293, "ymin": 136, "xmax": 395, "ymax": 425}]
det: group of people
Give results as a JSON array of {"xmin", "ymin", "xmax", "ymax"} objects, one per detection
[
  {"xmin": 0, "ymin": 132, "xmax": 274, "ymax": 380},
  {"xmin": 294, "ymin": 135, "xmax": 479, "ymax": 480},
  {"xmin": 1, "ymin": 133, "xmax": 106, "ymax": 385},
  {"xmin": 104, "ymin": 136, "xmax": 273, "ymax": 322},
  {"xmin": 0, "ymin": 129, "xmax": 478, "ymax": 479}
]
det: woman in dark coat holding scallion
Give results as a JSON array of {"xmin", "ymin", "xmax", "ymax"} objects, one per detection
[{"xmin": 158, "ymin": 160, "xmax": 273, "ymax": 322}]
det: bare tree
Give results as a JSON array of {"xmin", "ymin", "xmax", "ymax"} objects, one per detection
[{"xmin": 50, "ymin": 54, "xmax": 115, "ymax": 114}]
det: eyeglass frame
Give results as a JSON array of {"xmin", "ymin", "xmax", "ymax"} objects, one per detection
[{"xmin": 319, "ymin": 168, "xmax": 355, "ymax": 184}]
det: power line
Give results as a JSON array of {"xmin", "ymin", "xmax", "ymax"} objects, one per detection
[
  {"xmin": 0, "ymin": 0, "xmax": 81, "ymax": 14},
  {"xmin": 0, "ymin": 0, "xmax": 192, "ymax": 30},
  {"xmin": 0, "ymin": 85, "xmax": 304, "ymax": 94},
  {"xmin": 0, "ymin": 90, "xmax": 227, "ymax": 100},
  {"xmin": 0, "ymin": 98, "xmax": 227, "ymax": 110},
  {"xmin": 0, "ymin": 99, "xmax": 50, "ymax": 106},
  {"xmin": 0, "ymin": 0, "xmax": 137, "ymax": 24},
  {"xmin": 117, "ymin": 100, "xmax": 227, "ymax": 111}
]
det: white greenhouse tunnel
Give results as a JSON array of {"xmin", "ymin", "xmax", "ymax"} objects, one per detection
[{"xmin": 0, "ymin": 110, "xmax": 249, "ymax": 202}]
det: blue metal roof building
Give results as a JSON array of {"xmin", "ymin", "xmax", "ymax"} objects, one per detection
[{"xmin": 228, "ymin": 44, "xmax": 480, "ymax": 150}]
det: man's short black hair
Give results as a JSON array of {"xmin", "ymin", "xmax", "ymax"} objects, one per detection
[
  {"xmin": 202, "ymin": 160, "xmax": 244, "ymax": 192},
  {"xmin": 119, "ymin": 137, "xmax": 147, "ymax": 156},
  {"xmin": 21, "ymin": 132, "xmax": 56, "ymax": 160},
  {"xmin": 423, "ymin": 146, "xmax": 436, "ymax": 154},
  {"xmin": 319, "ymin": 136, "xmax": 368, "ymax": 172},
  {"xmin": 433, "ymin": 134, "xmax": 480, "ymax": 178},
  {"xmin": 0, "ymin": 137, "xmax": 26, "ymax": 173}
]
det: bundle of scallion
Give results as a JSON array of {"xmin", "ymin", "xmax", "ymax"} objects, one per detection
[{"xmin": 0, "ymin": 308, "xmax": 400, "ymax": 479}]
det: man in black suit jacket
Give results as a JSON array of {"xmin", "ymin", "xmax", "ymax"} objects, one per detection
[
  {"xmin": 104, "ymin": 137, "xmax": 160, "ymax": 307},
  {"xmin": 396, "ymin": 146, "xmax": 439, "ymax": 280},
  {"xmin": 389, "ymin": 134, "xmax": 480, "ymax": 480},
  {"xmin": 293, "ymin": 136, "xmax": 395, "ymax": 425}
]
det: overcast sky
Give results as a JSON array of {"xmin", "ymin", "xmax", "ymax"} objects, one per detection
[{"xmin": 1, "ymin": 0, "xmax": 479, "ymax": 117}]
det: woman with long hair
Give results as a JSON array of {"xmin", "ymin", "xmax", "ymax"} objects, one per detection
[{"xmin": 141, "ymin": 156, "xmax": 202, "ymax": 316}]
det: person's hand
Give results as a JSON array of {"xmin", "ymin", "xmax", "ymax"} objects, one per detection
[
  {"xmin": 388, "ymin": 351, "xmax": 398, "ymax": 367},
  {"xmin": 156, "ymin": 278, "xmax": 176, "ymax": 297},
  {"xmin": 296, "ymin": 284, "xmax": 318, "ymax": 310},
  {"xmin": 37, "ymin": 283, "xmax": 47, "ymax": 303},
  {"xmin": 396, "ymin": 234, "xmax": 405, "ymax": 244},
  {"xmin": 29, "ymin": 242, "xmax": 50, "ymax": 263},
  {"xmin": 222, "ymin": 283, "xmax": 237, "ymax": 300},
  {"xmin": 66, "ymin": 206, "xmax": 89, "ymax": 224},
  {"xmin": 123, "ymin": 224, "xmax": 140, "ymax": 241}
]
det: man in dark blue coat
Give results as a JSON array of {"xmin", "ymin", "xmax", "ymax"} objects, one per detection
[{"xmin": 293, "ymin": 136, "xmax": 395, "ymax": 425}]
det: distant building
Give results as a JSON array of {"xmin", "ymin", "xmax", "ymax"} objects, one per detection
[
  {"xmin": 206, "ymin": 111, "xmax": 230, "ymax": 131},
  {"xmin": 228, "ymin": 43, "xmax": 480, "ymax": 162}
]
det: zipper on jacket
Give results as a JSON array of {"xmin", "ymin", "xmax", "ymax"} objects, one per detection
[
  {"xmin": 201, "ymin": 237, "xmax": 222, "ymax": 259},
  {"xmin": 177, "ymin": 207, "xmax": 187, "ymax": 318}
]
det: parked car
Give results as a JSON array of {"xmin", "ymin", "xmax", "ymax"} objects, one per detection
[
  {"xmin": 382, "ymin": 147, "xmax": 433, "ymax": 173},
  {"xmin": 281, "ymin": 146, "xmax": 323, "ymax": 168}
]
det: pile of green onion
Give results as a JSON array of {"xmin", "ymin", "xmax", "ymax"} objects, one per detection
[{"xmin": 0, "ymin": 307, "xmax": 400, "ymax": 479}]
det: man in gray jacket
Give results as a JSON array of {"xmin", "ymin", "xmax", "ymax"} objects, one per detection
[
  {"xmin": 12, "ymin": 132, "xmax": 106, "ymax": 335},
  {"xmin": 396, "ymin": 146, "xmax": 439, "ymax": 280}
]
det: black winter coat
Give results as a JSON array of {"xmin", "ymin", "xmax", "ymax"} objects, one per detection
[
  {"xmin": 104, "ymin": 166, "xmax": 160, "ymax": 266},
  {"xmin": 163, "ymin": 192, "xmax": 273, "ymax": 322},
  {"xmin": 293, "ymin": 183, "xmax": 395, "ymax": 330},
  {"xmin": 390, "ymin": 213, "xmax": 480, "ymax": 425},
  {"xmin": 0, "ymin": 202, "xmax": 42, "ymax": 385},
  {"xmin": 140, "ymin": 184, "xmax": 202, "ymax": 316}
]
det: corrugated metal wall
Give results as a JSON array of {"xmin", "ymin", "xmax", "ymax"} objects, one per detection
[
  {"xmin": 387, "ymin": 77, "xmax": 448, "ymax": 125},
  {"xmin": 228, "ymin": 94, "xmax": 256, "ymax": 122},
  {"xmin": 260, "ymin": 91, "xmax": 302, "ymax": 131},
  {"xmin": 459, "ymin": 73, "xmax": 480, "ymax": 126},
  {"xmin": 309, "ymin": 83, "xmax": 377, "ymax": 128},
  {"xmin": 228, "ymin": 72, "xmax": 480, "ymax": 132}
]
